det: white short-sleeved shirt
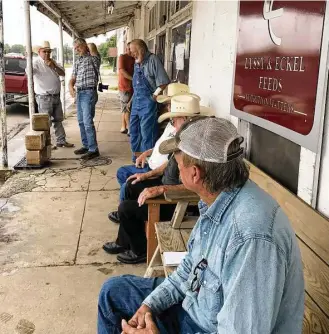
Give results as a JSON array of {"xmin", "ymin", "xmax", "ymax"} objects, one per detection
[
  {"xmin": 31, "ymin": 56, "xmax": 63, "ymax": 95},
  {"xmin": 148, "ymin": 123, "xmax": 176, "ymax": 170}
]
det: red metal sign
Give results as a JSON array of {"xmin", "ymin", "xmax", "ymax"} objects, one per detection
[{"xmin": 232, "ymin": 1, "xmax": 326, "ymax": 136}]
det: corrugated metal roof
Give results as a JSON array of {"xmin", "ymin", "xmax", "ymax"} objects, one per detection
[{"xmin": 34, "ymin": 1, "xmax": 139, "ymax": 38}]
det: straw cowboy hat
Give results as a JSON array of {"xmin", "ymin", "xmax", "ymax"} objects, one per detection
[
  {"xmin": 158, "ymin": 94, "xmax": 214, "ymax": 123},
  {"xmin": 32, "ymin": 41, "xmax": 53, "ymax": 54},
  {"xmin": 156, "ymin": 83, "xmax": 199, "ymax": 104}
]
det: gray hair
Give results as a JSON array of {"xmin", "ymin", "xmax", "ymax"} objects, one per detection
[
  {"xmin": 130, "ymin": 39, "xmax": 148, "ymax": 52},
  {"xmin": 181, "ymin": 138, "xmax": 249, "ymax": 193},
  {"xmin": 74, "ymin": 38, "xmax": 87, "ymax": 46}
]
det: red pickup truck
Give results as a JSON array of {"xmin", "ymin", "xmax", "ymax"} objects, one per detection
[{"xmin": 4, "ymin": 54, "xmax": 28, "ymax": 104}]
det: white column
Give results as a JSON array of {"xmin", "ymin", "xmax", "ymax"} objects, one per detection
[
  {"xmin": 24, "ymin": 0, "xmax": 35, "ymax": 130},
  {"xmin": 72, "ymin": 32, "xmax": 75, "ymax": 65},
  {"xmin": 59, "ymin": 18, "xmax": 65, "ymax": 118},
  {"xmin": 0, "ymin": 0, "xmax": 7, "ymax": 167}
]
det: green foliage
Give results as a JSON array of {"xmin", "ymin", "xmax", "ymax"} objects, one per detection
[
  {"xmin": 98, "ymin": 35, "xmax": 117, "ymax": 65},
  {"xmin": 7, "ymin": 44, "xmax": 25, "ymax": 55}
]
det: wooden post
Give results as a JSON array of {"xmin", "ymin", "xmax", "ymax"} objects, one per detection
[
  {"xmin": 0, "ymin": 0, "xmax": 7, "ymax": 167},
  {"xmin": 59, "ymin": 18, "xmax": 65, "ymax": 118},
  {"xmin": 147, "ymin": 203, "xmax": 160, "ymax": 264},
  {"xmin": 24, "ymin": 0, "xmax": 35, "ymax": 129}
]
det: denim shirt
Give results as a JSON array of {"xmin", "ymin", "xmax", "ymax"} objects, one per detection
[
  {"xmin": 135, "ymin": 52, "xmax": 170, "ymax": 92},
  {"xmin": 143, "ymin": 180, "xmax": 304, "ymax": 333}
]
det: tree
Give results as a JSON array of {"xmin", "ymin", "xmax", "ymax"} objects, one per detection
[
  {"xmin": 10, "ymin": 44, "xmax": 25, "ymax": 55},
  {"xmin": 98, "ymin": 35, "xmax": 117, "ymax": 65},
  {"xmin": 4, "ymin": 44, "xmax": 10, "ymax": 54},
  {"xmin": 63, "ymin": 44, "xmax": 73, "ymax": 64}
]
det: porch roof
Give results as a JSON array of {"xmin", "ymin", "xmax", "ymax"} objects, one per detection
[{"xmin": 33, "ymin": 1, "xmax": 139, "ymax": 38}]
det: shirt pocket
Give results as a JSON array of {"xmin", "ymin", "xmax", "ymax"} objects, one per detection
[{"xmin": 198, "ymin": 268, "xmax": 223, "ymax": 323}]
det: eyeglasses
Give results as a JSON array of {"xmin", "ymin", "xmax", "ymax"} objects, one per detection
[
  {"xmin": 42, "ymin": 50, "xmax": 51, "ymax": 54},
  {"xmin": 190, "ymin": 258, "xmax": 208, "ymax": 292}
]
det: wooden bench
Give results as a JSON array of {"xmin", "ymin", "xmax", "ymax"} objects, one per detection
[
  {"xmin": 145, "ymin": 189, "xmax": 199, "ymax": 264},
  {"xmin": 145, "ymin": 161, "xmax": 329, "ymax": 332}
]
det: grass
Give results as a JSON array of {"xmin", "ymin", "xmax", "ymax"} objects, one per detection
[
  {"xmin": 64, "ymin": 64, "xmax": 72, "ymax": 68},
  {"xmin": 102, "ymin": 64, "xmax": 113, "ymax": 70},
  {"xmin": 108, "ymin": 86, "xmax": 118, "ymax": 91}
]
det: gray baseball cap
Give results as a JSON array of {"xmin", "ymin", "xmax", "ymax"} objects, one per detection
[{"xmin": 159, "ymin": 117, "xmax": 244, "ymax": 163}]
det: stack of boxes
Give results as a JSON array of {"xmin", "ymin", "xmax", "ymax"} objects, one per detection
[{"xmin": 25, "ymin": 114, "xmax": 52, "ymax": 165}]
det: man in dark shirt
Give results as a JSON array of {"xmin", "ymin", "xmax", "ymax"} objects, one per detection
[{"xmin": 118, "ymin": 42, "xmax": 135, "ymax": 134}]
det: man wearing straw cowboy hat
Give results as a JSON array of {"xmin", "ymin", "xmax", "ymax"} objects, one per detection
[
  {"xmin": 108, "ymin": 82, "xmax": 193, "ymax": 224},
  {"xmin": 102, "ymin": 94, "xmax": 213, "ymax": 265},
  {"xmin": 31, "ymin": 41, "xmax": 74, "ymax": 148}
]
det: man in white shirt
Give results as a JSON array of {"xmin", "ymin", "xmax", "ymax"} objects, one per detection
[{"xmin": 31, "ymin": 41, "xmax": 73, "ymax": 148}]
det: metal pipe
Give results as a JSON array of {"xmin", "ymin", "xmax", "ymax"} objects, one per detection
[
  {"xmin": 59, "ymin": 18, "xmax": 65, "ymax": 118},
  {"xmin": 0, "ymin": 0, "xmax": 7, "ymax": 167},
  {"xmin": 24, "ymin": 0, "xmax": 35, "ymax": 129}
]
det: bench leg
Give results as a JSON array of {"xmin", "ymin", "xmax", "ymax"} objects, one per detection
[
  {"xmin": 144, "ymin": 246, "xmax": 164, "ymax": 277},
  {"xmin": 171, "ymin": 202, "xmax": 189, "ymax": 229},
  {"xmin": 147, "ymin": 203, "xmax": 160, "ymax": 264}
]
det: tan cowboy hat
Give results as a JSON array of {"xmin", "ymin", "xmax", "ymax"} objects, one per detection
[
  {"xmin": 158, "ymin": 94, "xmax": 214, "ymax": 123},
  {"xmin": 32, "ymin": 41, "xmax": 53, "ymax": 54},
  {"xmin": 157, "ymin": 83, "xmax": 199, "ymax": 104}
]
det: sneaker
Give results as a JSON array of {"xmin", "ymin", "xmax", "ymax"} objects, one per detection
[
  {"xmin": 81, "ymin": 150, "xmax": 100, "ymax": 160},
  {"xmin": 57, "ymin": 141, "xmax": 75, "ymax": 148},
  {"xmin": 74, "ymin": 147, "xmax": 88, "ymax": 155}
]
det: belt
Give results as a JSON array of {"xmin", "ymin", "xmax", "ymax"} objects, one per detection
[
  {"xmin": 36, "ymin": 93, "xmax": 60, "ymax": 97},
  {"xmin": 77, "ymin": 86, "xmax": 97, "ymax": 92}
]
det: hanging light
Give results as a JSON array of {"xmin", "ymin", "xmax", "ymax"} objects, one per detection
[{"xmin": 108, "ymin": 1, "xmax": 114, "ymax": 15}]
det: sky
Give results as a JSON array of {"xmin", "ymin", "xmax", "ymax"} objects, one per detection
[{"xmin": 3, "ymin": 0, "xmax": 115, "ymax": 48}]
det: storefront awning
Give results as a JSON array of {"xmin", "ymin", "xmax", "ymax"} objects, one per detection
[{"xmin": 33, "ymin": 1, "xmax": 139, "ymax": 38}]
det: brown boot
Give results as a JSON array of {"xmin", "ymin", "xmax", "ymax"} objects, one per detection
[{"xmin": 57, "ymin": 141, "xmax": 75, "ymax": 148}]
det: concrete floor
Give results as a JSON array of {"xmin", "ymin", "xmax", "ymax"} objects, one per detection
[{"xmin": 0, "ymin": 91, "xmax": 145, "ymax": 334}]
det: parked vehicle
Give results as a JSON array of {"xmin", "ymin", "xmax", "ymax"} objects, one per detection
[{"xmin": 4, "ymin": 54, "xmax": 28, "ymax": 104}]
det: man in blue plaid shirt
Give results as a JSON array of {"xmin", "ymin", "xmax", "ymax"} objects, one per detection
[{"xmin": 69, "ymin": 38, "xmax": 101, "ymax": 160}]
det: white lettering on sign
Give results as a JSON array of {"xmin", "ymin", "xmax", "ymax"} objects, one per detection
[{"xmin": 263, "ymin": 0, "xmax": 284, "ymax": 46}]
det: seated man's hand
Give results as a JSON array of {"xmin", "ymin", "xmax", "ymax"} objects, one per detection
[
  {"xmin": 135, "ymin": 153, "xmax": 148, "ymax": 169},
  {"xmin": 138, "ymin": 186, "xmax": 164, "ymax": 206},
  {"xmin": 127, "ymin": 304, "xmax": 152, "ymax": 329},
  {"xmin": 127, "ymin": 173, "xmax": 147, "ymax": 185},
  {"xmin": 122, "ymin": 312, "xmax": 159, "ymax": 334}
]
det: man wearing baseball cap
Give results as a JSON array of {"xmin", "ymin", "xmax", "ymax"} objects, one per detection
[{"xmin": 97, "ymin": 117, "xmax": 304, "ymax": 333}]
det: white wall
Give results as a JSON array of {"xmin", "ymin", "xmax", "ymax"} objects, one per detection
[
  {"xmin": 318, "ymin": 104, "xmax": 329, "ymax": 216},
  {"xmin": 189, "ymin": 0, "xmax": 239, "ymax": 126}
]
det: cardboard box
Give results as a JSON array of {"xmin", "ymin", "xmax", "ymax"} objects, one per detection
[
  {"xmin": 25, "ymin": 131, "xmax": 46, "ymax": 151},
  {"xmin": 26, "ymin": 146, "xmax": 48, "ymax": 165},
  {"xmin": 32, "ymin": 114, "xmax": 50, "ymax": 131},
  {"xmin": 45, "ymin": 130, "xmax": 51, "ymax": 145}
]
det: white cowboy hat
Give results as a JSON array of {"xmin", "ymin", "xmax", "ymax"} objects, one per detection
[
  {"xmin": 32, "ymin": 41, "xmax": 53, "ymax": 54},
  {"xmin": 158, "ymin": 94, "xmax": 214, "ymax": 123},
  {"xmin": 157, "ymin": 83, "xmax": 199, "ymax": 104}
]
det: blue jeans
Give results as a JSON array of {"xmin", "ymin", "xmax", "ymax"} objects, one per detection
[
  {"xmin": 77, "ymin": 89, "xmax": 98, "ymax": 152},
  {"xmin": 130, "ymin": 109, "xmax": 158, "ymax": 162},
  {"xmin": 116, "ymin": 165, "xmax": 151, "ymax": 202},
  {"xmin": 97, "ymin": 275, "xmax": 203, "ymax": 334}
]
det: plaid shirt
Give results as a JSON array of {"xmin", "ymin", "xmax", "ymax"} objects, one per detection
[{"xmin": 72, "ymin": 54, "xmax": 101, "ymax": 89}]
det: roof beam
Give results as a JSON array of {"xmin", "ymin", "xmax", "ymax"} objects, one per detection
[{"xmin": 37, "ymin": 0, "xmax": 80, "ymax": 37}]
